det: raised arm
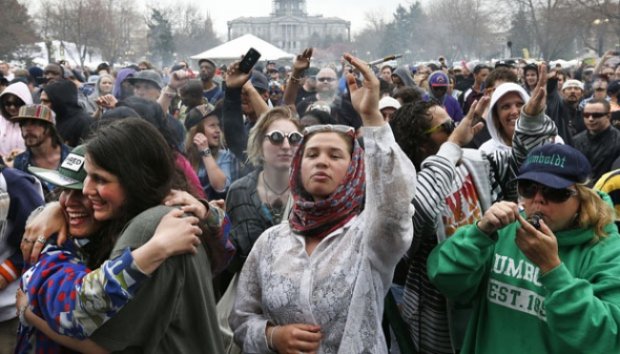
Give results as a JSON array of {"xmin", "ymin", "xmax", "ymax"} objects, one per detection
[
  {"xmin": 283, "ymin": 48, "xmax": 313, "ymax": 112},
  {"xmin": 222, "ymin": 61, "xmax": 252, "ymax": 160},
  {"xmin": 344, "ymin": 53, "xmax": 416, "ymax": 274}
]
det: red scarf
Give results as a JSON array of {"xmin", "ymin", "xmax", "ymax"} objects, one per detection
[{"xmin": 288, "ymin": 135, "xmax": 365, "ymax": 239}]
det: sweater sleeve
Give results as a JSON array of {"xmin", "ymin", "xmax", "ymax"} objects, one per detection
[
  {"xmin": 229, "ymin": 230, "xmax": 272, "ymax": 353},
  {"xmin": 3, "ymin": 169, "xmax": 44, "ymax": 276},
  {"xmin": 411, "ymin": 142, "xmax": 461, "ymax": 249},
  {"xmin": 27, "ymin": 246, "xmax": 148, "ymax": 339},
  {"xmin": 361, "ymin": 124, "xmax": 416, "ymax": 276},
  {"xmin": 427, "ymin": 224, "xmax": 495, "ymax": 304},
  {"xmin": 539, "ymin": 241, "xmax": 620, "ymax": 353},
  {"xmin": 222, "ymin": 87, "xmax": 248, "ymax": 161}
]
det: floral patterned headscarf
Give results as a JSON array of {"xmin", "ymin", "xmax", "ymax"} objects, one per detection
[{"xmin": 289, "ymin": 125, "xmax": 365, "ymax": 239}]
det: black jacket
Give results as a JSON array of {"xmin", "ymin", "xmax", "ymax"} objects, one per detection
[
  {"xmin": 573, "ymin": 126, "xmax": 620, "ymax": 185},
  {"xmin": 43, "ymin": 80, "xmax": 92, "ymax": 147}
]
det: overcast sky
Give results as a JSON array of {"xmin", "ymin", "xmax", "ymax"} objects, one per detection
[{"xmin": 163, "ymin": 0, "xmax": 410, "ymax": 38}]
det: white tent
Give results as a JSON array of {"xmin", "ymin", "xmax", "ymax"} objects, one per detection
[{"xmin": 190, "ymin": 34, "xmax": 295, "ymax": 62}]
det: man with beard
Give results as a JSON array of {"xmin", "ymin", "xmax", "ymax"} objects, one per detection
[
  {"xmin": 560, "ymin": 79, "xmax": 587, "ymax": 139},
  {"xmin": 10, "ymin": 104, "xmax": 70, "ymax": 200},
  {"xmin": 198, "ymin": 58, "xmax": 224, "ymax": 103}
]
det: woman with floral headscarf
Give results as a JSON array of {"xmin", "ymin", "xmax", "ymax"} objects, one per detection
[{"xmin": 229, "ymin": 53, "xmax": 417, "ymax": 354}]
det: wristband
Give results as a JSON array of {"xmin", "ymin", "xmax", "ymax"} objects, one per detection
[
  {"xmin": 268, "ymin": 325, "xmax": 278, "ymax": 351},
  {"xmin": 18, "ymin": 304, "xmax": 31, "ymax": 326},
  {"xmin": 200, "ymin": 148, "xmax": 212, "ymax": 157}
]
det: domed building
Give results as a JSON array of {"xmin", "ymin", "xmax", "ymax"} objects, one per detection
[{"xmin": 227, "ymin": 0, "xmax": 351, "ymax": 52}]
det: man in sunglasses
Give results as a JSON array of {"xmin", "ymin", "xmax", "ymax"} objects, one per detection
[
  {"xmin": 428, "ymin": 143, "xmax": 620, "ymax": 354},
  {"xmin": 391, "ymin": 64, "xmax": 559, "ymax": 353},
  {"xmin": 573, "ymin": 99, "xmax": 620, "ymax": 185}
]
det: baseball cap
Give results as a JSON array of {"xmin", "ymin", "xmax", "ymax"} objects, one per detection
[
  {"xmin": 379, "ymin": 96, "xmax": 401, "ymax": 111},
  {"xmin": 562, "ymin": 79, "xmax": 584, "ymax": 91},
  {"xmin": 495, "ymin": 59, "xmax": 517, "ymax": 69},
  {"xmin": 11, "ymin": 104, "xmax": 56, "ymax": 125},
  {"xmin": 29, "ymin": 145, "xmax": 88, "ymax": 190},
  {"xmin": 429, "ymin": 71, "xmax": 449, "ymax": 87},
  {"xmin": 198, "ymin": 58, "xmax": 217, "ymax": 68},
  {"xmin": 250, "ymin": 70, "xmax": 269, "ymax": 92},
  {"xmin": 126, "ymin": 70, "xmax": 164, "ymax": 90},
  {"xmin": 517, "ymin": 144, "xmax": 591, "ymax": 188}
]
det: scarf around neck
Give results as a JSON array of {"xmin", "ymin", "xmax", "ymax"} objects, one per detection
[{"xmin": 288, "ymin": 133, "xmax": 365, "ymax": 239}]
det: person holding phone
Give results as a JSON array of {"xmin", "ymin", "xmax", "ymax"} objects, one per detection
[{"xmin": 428, "ymin": 144, "xmax": 620, "ymax": 354}]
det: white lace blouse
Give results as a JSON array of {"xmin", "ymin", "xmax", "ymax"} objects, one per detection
[{"xmin": 229, "ymin": 124, "xmax": 416, "ymax": 353}]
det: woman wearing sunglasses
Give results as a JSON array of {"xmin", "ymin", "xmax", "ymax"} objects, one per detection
[
  {"xmin": 428, "ymin": 144, "xmax": 620, "ymax": 354},
  {"xmin": 0, "ymin": 81, "xmax": 30, "ymax": 160},
  {"xmin": 229, "ymin": 53, "xmax": 416, "ymax": 353},
  {"xmin": 225, "ymin": 106, "xmax": 303, "ymax": 276}
]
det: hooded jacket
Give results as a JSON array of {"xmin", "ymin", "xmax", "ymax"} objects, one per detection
[
  {"xmin": 480, "ymin": 83, "xmax": 531, "ymax": 155},
  {"xmin": 392, "ymin": 66, "xmax": 417, "ymax": 88},
  {"xmin": 43, "ymin": 80, "xmax": 92, "ymax": 147},
  {"xmin": 0, "ymin": 82, "xmax": 32, "ymax": 156},
  {"xmin": 428, "ymin": 193, "xmax": 620, "ymax": 354}
]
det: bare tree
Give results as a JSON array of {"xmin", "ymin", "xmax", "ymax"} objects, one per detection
[
  {"xmin": 426, "ymin": 0, "xmax": 497, "ymax": 60},
  {"xmin": 0, "ymin": 0, "xmax": 39, "ymax": 61}
]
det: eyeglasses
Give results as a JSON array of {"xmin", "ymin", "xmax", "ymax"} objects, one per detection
[
  {"xmin": 303, "ymin": 124, "xmax": 355, "ymax": 137},
  {"xmin": 425, "ymin": 120, "xmax": 455, "ymax": 135},
  {"xmin": 595, "ymin": 87, "xmax": 607, "ymax": 92},
  {"xmin": 265, "ymin": 130, "xmax": 303, "ymax": 146},
  {"xmin": 583, "ymin": 112, "xmax": 608, "ymax": 119},
  {"xmin": 517, "ymin": 180, "xmax": 577, "ymax": 203},
  {"xmin": 317, "ymin": 77, "xmax": 336, "ymax": 83}
]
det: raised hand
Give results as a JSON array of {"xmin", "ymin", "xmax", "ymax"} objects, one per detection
[
  {"xmin": 343, "ymin": 53, "xmax": 382, "ymax": 126},
  {"xmin": 448, "ymin": 97, "xmax": 489, "ymax": 147},
  {"xmin": 523, "ymin": 63, "xmax": 547, "ymax": 116},
  {"xmin": 168, "ymin": 70, "xmax": 189, "ymax": 90},
  {"xmin": 292, "ymin": 48, "xmax": 313, "ymax": 76},
  {"xmin": 226, "ymin": 61, "xmax": 252, "ymax": 89}
]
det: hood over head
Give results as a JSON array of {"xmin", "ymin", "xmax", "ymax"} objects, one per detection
[
  {"xmin": 0, "ymin": 81, "xmax": 33, "ymax": 118},
  {"xmin": 392, "ymin": 66, "xmax": 416, "ymax": 88},
  {"xmin": 485, "ymin": 82, "xmax": 529, "ymax": 148},
  {"xmin": 43, "ymin": 79, "xmax": 81, "ymax": 117}
]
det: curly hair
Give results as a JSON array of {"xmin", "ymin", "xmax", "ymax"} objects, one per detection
[{"xmin": 390, "ymin": 100, "xmax": 440, "ymax": 170}]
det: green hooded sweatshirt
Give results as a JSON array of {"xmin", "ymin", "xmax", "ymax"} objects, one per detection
[{"xmin": 428, "ymin": 200, "xmax": 620, "ymax": 354}]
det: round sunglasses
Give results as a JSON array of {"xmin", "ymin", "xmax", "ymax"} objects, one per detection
[{"xmin": 264, "ymin": 130, "xmax": 303, "ymax": 146}]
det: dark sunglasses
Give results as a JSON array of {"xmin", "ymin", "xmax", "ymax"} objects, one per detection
[
  {"xmin": 317, "ymin": 77, "xmax": 336, "ymax": 83},
  {"xmin": 583, "ymin": 112, "xmax": 608, "ymax": 119},
  {"xmin": 2, "ymin": 100, "xmax": 21, "ymax": 108},
  {"xmin": 425, "ymin": 120, "xmax": 455, "ymax": 135},
  {"xmin": 517, "ymin": 180, "xmax": 577, "ymax": 203},
  {"xmin": 265, "ymin": 130, "xmax": 303, "ymax": 146}
]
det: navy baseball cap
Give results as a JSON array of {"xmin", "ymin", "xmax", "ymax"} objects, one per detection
[{"xmin": 517, "ymin": 144, "xmax": 591, "ymax": 188}]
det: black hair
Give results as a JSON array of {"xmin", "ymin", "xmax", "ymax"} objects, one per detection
[
  {"xmin": 390, "ymin": 100, "xmax": 441, "ymax": 170},
  {"xmin": 485, "ymin": 67, "xmax": 518, "ymax": 89},
  {"xmin": 116, "ymin": 96, "xmax": 178, "ymax": 151},
  {"xmin": 393, "ymin": 87, "xmax": 423, "ymax": 105}
]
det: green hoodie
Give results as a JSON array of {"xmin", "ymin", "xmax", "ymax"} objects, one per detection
[{"xmin": 428, "ymin": 206, "xmax": 620, "ymax": 354}]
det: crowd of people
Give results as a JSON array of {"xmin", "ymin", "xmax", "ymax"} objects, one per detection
[{"xmin": 0, "ymin": 44, "xmax": 619, "ymax": 354}]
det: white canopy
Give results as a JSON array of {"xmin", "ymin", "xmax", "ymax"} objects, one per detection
[{"xmin": 190, "ymin": 34, "xmax": 295, "ymax": 62}]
